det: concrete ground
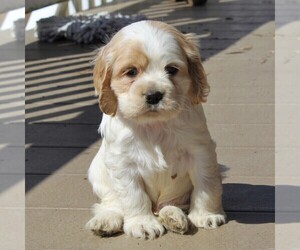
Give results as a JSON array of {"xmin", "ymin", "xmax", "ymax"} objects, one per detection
[
  {"xmin": 0, "ymin": 20, "xmax": 25, "ymax": 250},
  {"xmin": 25, "ymin": 0, "xmax": 275, "ymax": 249}
]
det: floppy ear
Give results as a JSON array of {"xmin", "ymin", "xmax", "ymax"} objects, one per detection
[
  {"xmin": 182, "ymin": 33, "xmax": 210, "ymax": 104},
  {"xmin": 93, "ymin": 46, "xmax": 118, "ymax": 116}
]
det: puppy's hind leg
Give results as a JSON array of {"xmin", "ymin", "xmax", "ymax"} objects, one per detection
[
  {"xmin": 158, "ymin": 206, "xmax": 189, "ymax": 234},
  {"xmin": 86, "ymin": 200, "xmax": 123, "ymax": 236}
]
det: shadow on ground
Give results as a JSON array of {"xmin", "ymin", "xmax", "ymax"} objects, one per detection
[{"xmin": 0, "ymin": 39, "xmax": 25, "ymax": 194}]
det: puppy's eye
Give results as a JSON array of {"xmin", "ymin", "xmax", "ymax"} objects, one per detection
[
  {"xmin": 165, "ymin": 65, "xmax": 178, "ymax": 76},
  {"xmin": 125, "ymin": 67, "xmax": 138, "ymax": 77}
]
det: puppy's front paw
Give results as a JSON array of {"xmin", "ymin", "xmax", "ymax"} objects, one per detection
[
  {"xmin": 188, "ymin": 212, "xmax": 226, "ymax": 229},
  {"xmin": 86, "ymin": 211, "xmax": 123, "ymax": 236},
  {"xmin": 124, "ymin": 215, "xmax": 165, "ymax": 240},
  {"xmin": 158, "ymin": 206, "xmax": 188, "ymax": 234}
]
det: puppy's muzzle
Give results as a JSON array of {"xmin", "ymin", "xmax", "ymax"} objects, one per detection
[{"xmin": 145, "ymin": 91, "xmax": 164, "ymax": 105}]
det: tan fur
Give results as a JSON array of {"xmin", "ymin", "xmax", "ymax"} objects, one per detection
[
  {"xmin": 149, "ymin": 21, "xmax": 210, "ymax": 103},
  {"xmin": 94, "ymin": 21, "xmax": 209, "ymax": 117},
  {"xmin": 93, "ymin": 46, "xmax": 118, "ymax": 116},
  {"xmin": 111, "ymin": 41, "xmax": 149, "ymax": 95},
  {"xmin": 94, "ymin": 40, "xmax": 149, "ymax": 115}
]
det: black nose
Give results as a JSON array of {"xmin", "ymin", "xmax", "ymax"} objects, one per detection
[{"xmin": 145, "ymin": 91, "xmax": 164, "ymax": 105}]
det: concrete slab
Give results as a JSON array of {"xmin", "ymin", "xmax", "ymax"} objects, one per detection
[
  {"xmin": 25, "ymin": 42, "xmax": 94, "ymax": 61},
  {"xmin": 0, "ymin": 209, "xmax": 25, "ymax": 250},
  {"xmin": 0, "ymin": 145, "xmax": 25, "ymax": 174},
  {"xmin": 27, "ymin": 64, "xmax": 91, "ymax": 80},
  {"xmin": 26, "ymin": 123, "xmax": 100, "ymax": 147},
  {"xmin": 276, "ymin": 177, "xmax": 300, "ymax": 212},
  {"xmin": 26, "ymin": 103, "xmax": 100, "ymax": 124},
  {"xmin": 210, "ymin": 124, "xmax": 274, "ymax": 148},
  {"xmin": 26, "ymin": 77, "xmax": 93, "ymax": 99},
  {"xmin": 26, "ymin": 89, "xmax": 94, "ymax": 105},
  {"xmin": 276, "ymin": 124, "xmax": 300, "ymax": 147},
  {"xmin": 25, "ymin": 146, "xmax": 274, "ymax": 177},
  {"xmin": 207, "ymin": 87, "xmax": 273, "ymax": 104},
  {"xmin": 25, "ymin": 209, "xmax": 274, "ymax": 250},
  {"xmin": 26, "ymin": 174, "xmax": 274, "ymax": 212},
  {"xmin": 0, "ymin": 175, "xmax": 24, "ymax": 207},
  {"xmin": 217, "ymin": 147, "xmax": 274, "ymax": 177},
  {"xmin": 276, "ymin": 148, "xmax": 300, "ymax": 177},
  {"xmin": 0, "ymin": 40, "xmax": 25, "ymax": 61},
  {"xmin": 205, "ymin": 57, "xmax": 274, "ymax": 87},
  {"xmin": 26, "ymin": 174, "xmax": 93, "ymax": 208},
  {"xmin": 26, "ymin": 123, "xmax": 273, "ymax": 148},
  {"xmin": 204, "ymin": 104, "xmax": 274, "ymax": 125},
  {"xmin": 26, "ymin": 103, "xmax": 273, "ymax": 125},
  {"xmin": 0, "ymin": 124, "xmax": 25, "ymax": 146},
  {"xmin": 25, "ymin": 146, "xmax": 96, "ymax": 174},
  {"xmin": 276, "ymin": 214, "xmax": 300, "ymax": 250}
]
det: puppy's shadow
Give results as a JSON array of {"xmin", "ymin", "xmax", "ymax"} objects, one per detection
[
  {"xmin": 219, "ymin": 164, "xmax": 230, "ymax": 176},
  {"xmin": 185, "ymin": 224, "xmax": 199, "ymax": 236},
  {"xmin": 220, "ymin": 163, "xmax": 275, "ymax": 224},
  {"xmin": 93, "ymin": 230, "xmax": 123, "ymax": 238}
]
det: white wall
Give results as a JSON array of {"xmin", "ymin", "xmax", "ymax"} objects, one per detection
[{"xmin": 0, "ymin": 0, "xmax": 24, "ymax": 13}]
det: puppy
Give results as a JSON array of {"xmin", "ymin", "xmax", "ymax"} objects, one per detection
[{"xmin": 86, "ymin": 20, "xmax": 226, "ymax": 239}]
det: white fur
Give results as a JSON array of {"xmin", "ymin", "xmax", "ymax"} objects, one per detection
[
  {"xmin": 87, "ymin": 21, "xmax": 226, "ymax": 239},
  {"xmin": 158, "ymin": 205, "xmax": 189, "ymax": 234}
]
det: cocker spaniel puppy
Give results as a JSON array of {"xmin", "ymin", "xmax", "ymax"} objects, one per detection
[{"xmin": 86, "ymin": 20, "xmax": 226, "ymax": 239}]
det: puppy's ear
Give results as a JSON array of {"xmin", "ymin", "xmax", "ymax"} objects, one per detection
[
  {"xmin": 183, "ymin": 33, "xmax": 210, "ymax": 104},
  {"xmin": 93, "ymin": 45, "xmax": 118, "ymax": 116}
]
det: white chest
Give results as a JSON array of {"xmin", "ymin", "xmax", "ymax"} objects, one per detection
[{"xmin": 133, "ymin": 129, "xmax": 194, "ymax": 210}]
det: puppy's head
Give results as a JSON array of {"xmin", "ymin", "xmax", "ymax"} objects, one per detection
[{"xmin": 93, "ymin": 20, "xmax": 209, "ymax": 123}]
